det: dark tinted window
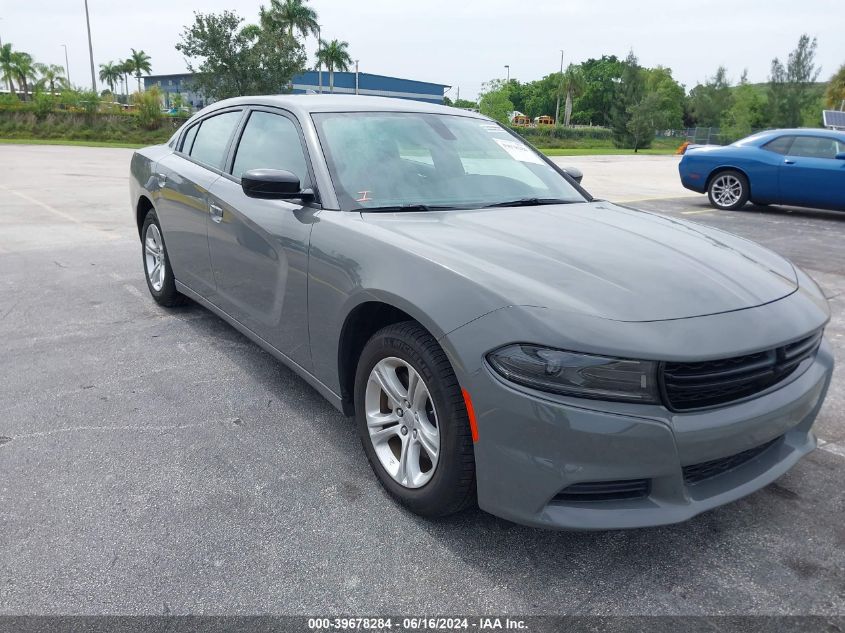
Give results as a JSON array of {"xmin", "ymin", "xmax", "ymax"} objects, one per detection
[
  {"xmin": 762, "ymin": 136, "xmax": 793, "ymax": 155},
  {"xmin": 788, "ymin": 136, "xmax": 841, "ymax": 159},
  {"xmin": 181, "ymin": 123, "xmax": 199, "ymax": 153},
  {"xmin": 189, "ymin": 111, "xmax": 242, "ymax": 169},
  {"xmin": 231, "ymin": 111, "xmax": 310, "ymax": 185}
]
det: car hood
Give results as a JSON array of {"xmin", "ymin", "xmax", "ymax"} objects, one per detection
[{"xmin": 361, "ymin": 201, "xmax": 798, "ymax": 322}]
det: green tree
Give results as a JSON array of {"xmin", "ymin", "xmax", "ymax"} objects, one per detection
[
  {"xmin": 571, "ymin": 55, "xmax": 624, "ymax": 126},
  {"xmin": 561, "ymin": 64, "xmax": 585, "ymax": 127},
  {"xmin": 626, "ymin": 93, "xmax": 671, "ymax": 151},
  {"xmin": 35, "ymin": 63, "xmax": 68, "ymax": 93},
  {"xmin": 522, "ymin": 72, "xmax": 560, "ymax": 120},
  {"xmin": 720, "ymin": 71, "xmax": 766, "ymax": 142},
  {"xmin": 127, "ymin": 49, "xmax": 153, "ymax": 92},
  {"xmin": 610, "ymin": 51, "xmax": 645, "ymax": 147},
  {"xmin": 478, "ymin": 79, "xmax": 514, "ymax": 124},
  {"xmin": 643, "ymin": 66, "xmax": 685, "ymax": 130},
  {"xmin": 768, "ymin": 34, "xmax": 820, "ymax": 127},
  {"xmin": 260, "ymin": 0, "xmax": 318, "ymax": 40},
  {"xmin": 117, "ymin": 60, "xmax": 134, "ymax": 98},
  {"xmin": 825, "ymin": 63, "xmax": 845, "ymax": 109},
  {"xmin": 688, "ymin": 66, "xmax": 733, "ymax": 127},
  {"xmin": 448, "ymin": 97, "xmax": 478, "ymax": 110},
  {"xmin": 99, "ymin": 62, "xmax": 121, "ymax": 95},
  {"xmin": 176, "ymin": 10, "xmax": 306, "ymax": 100},
  {"xmin": 0, "ymin": 43, "xmax": 17, "ymax": 96},
  {"xmin": 315, "ymin": 39, "xmax": 352, "ymax": 93},
  {"xmin": 10, "ymin": 51, "xmax": 37, "ymax": 100}
]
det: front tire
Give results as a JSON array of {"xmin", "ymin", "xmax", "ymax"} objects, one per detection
[
  {"xmin": 354, "ymin": 321, "xmax": 476, "ymax": 517},
  {"xmin": 707, "ymin": 170, "xmax": 749, "ymax": 210},
  {"xmin": 141, "ymin": 209, "xmax": 184, "ymax": 307}
]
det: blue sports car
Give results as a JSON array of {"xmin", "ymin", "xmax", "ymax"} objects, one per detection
[{"xmin": 679, "ymin": 128, "xmax": 845, "ymax": 211}]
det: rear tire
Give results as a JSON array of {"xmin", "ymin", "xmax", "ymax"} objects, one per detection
[
  {"xmin": 141, "ymin": 209, "xmax": 184, "ymax": 307},
  {"xmin": 354, "ymin": 321, "xmax": 476, "ymax": 517},
  {"xmin": 707, "ymin": 170, "xmax": 749, "ymax": 210}
]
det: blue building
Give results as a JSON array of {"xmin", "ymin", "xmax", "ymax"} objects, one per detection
[{"xmin": 144, "ymin": 71, "xmax": 449, "ymax": 110}]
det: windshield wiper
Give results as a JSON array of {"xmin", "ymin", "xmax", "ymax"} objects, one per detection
[
  {"xmin": 359, "ymin": 204, "xmax": 455, "ymax": 212},
  {"xmin": 481, "ymin": 197, "xmax": 577, "ymax": 208}
]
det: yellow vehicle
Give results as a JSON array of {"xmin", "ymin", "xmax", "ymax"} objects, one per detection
[
  {"xmin": 535, "ymin": 115, "xmax": 555, "ymax": 126},
  {"xmin": 511, "ymin": 114, "xmax": 531, "ymax": 127}
]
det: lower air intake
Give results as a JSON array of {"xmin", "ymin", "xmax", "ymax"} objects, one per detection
[{"xmin": 553, "ymin": 479, "xmax": 650, "ymax": 503}]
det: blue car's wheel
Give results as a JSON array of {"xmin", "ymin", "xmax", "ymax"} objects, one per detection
[{"xmin": 707, "ymin": 170, "xmax": 749, "ymax": 210}]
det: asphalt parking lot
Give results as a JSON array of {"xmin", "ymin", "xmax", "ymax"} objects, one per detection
[{"xmin": 1, "ymin": 145, "xmax": 843, "ymax": 616}]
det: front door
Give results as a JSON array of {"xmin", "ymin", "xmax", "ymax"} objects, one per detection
[
  {"xmin": 779, "ymin": 135, "xmax": 845, "ymax": 210},
  {"xmin": 206, "ymin": 108, "xmax": 318, "ymax": 370}
]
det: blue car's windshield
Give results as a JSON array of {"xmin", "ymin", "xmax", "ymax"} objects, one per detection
[{"xmin": 312, "ymin": 112, "xmax": 587, "ymax": 211}]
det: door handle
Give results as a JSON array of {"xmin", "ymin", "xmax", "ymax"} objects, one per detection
[
  {"xmin": 784, "ymin": 159, "xmax": 795, "ymax": 165},
  {"xmin": 156, "ymin": 172, "xmax": 167, "ymax": 187},
  {"xmin": 209, "ymin": 203, "xmax": 224, "ymax": 223}
]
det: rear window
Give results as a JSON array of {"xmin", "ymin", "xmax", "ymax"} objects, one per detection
[
  {"xmin": 762, "ymin": 136, "xmax": 793, "ymax": 155},
  {"xmin": 187, "ymin": 111, "xmax": 242, "ymax": 170}
]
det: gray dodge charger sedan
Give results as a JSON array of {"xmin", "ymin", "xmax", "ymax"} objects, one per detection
[{"xmin": 129, "ymin": 95, "xmax": 833, "ymax": 529}]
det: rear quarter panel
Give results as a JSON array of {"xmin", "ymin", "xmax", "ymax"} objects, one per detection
[{"xmin": 680, "ymin": 146, "xmax": 781, "ymax": 201}]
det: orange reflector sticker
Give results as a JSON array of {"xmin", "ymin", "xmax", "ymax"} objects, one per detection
[{"xmin": 462, "ymin": 388, "xmax": 479, "ymax": 443}]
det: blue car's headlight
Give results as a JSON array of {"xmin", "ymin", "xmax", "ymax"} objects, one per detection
[{"xmin": 487, "ymin": 344, "xmax": 660, "ymax": 403}]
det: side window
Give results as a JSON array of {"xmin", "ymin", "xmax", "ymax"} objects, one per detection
[
  {"xmin": 788, "ymin": 136, "xmax": 840, "ymax": 160},
  {"xmin": 180, "ymin": 123, "xmax": 199, "ymax": 154},
  {"xmin": 762, "ymin": 136, "xmax": 793, "ymax": 155},
  {"xmin": 231, "ymin": 111, "xmax": 310, "ymax": 186},
  {"xmin": 188, "ymin": 111, "xmax": 242, "ymax": 170}
]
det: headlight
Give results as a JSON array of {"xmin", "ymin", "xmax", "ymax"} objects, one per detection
[{"xmin": 487, "ymin": 344, "xmax": 659, "ymax": 403}]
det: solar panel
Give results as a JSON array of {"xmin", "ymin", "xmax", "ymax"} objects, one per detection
[{"xmin": 823, "ymin": 110, "xmax": 845, "ymax": 129}]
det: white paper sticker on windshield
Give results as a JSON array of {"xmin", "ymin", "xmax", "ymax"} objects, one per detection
[{"xmin": 493, "ymin": 137, "xmax": 544, "ymax": 165}]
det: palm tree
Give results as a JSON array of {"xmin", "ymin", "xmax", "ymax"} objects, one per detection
[
  {"xmin": 35, "ymin": 63, "xmax": 68, "ymax": 94},
  {"xmin": 262, "ymin": 0, "xmax": 319, "ymax": 39},
  {"xmin": 127, "ymin": 49, "xmax": 152, "ymax": 91},
  {"xmin": 98, "ymin": 62, "xmax": 121, "ymax": 95},
  {"xmin": 315, "ymin": 39, "xmax": 351, "ymax": 93},
  {"xmin": 11, "ymin": 52, "xmax": 37, "ymax": 100},
  {"xmin": 562, "ymin": 64, "xmax": 585, "ymax": 127},
  {"xmin": 118, "ymin": 59, "xmax": 134, "ymax": 98},
  {"xmin": 0, "ymin": 43, "xmax": 16, "ymax": 96}
]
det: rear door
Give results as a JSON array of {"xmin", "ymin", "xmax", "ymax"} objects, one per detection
[
  {"xmin": 779, "ymin": 135, "xmax": 845, "ymax": 210},
  {"xmin": 154, "ymin": 109, "xmax": 244, "ymax": 299},
  {"xmin": 205, "ymin": 107, "xmax": 318, "ymax": 370}
]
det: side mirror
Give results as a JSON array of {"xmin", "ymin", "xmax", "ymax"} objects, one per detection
[
  {"xmin": 835, "ymin": 152, "xmax": 845, "ymax": 160},
  {"xmin": 562, "ymin": 166, "xmax": 583, "ymax": 184},
  {"xmin": 241, "ymin": 169, "xmax": 314, "ymax": 201}
]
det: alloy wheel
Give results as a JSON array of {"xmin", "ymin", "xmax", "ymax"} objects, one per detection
[
  {"xmin": 364, "ymin": 357, "xmax": 440, "ymax": 489},
  {"xmin": 711, "ymin": 174, "xmax": 743, "ymax": 208},
  {"xmin": 144, "ymin": 223, "xmax": 166, "ymax": 292}
]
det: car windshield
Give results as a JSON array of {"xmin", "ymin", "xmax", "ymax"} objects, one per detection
[{"xmin": 312, "ymin": 112, "xmax": 587, "ymax": 211}]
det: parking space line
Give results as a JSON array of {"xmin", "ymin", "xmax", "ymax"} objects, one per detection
[
  {"xmin": 818, "ymin": 439, "xmax": 845, "ymax": 459},
  {"xmin": 0, "ymin": 183, "xmax": 119, "ymax": 240},
  {"xmin": 680, "ymin": 209, "xmax": 715, "ymax": 216}
]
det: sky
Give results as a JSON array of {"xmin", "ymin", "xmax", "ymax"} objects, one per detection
[{"xmin": 2, "ymin": 0, "xmax": 843, "ymax": 99}]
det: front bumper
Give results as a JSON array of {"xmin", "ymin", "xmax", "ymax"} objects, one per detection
[{"xmin": 463, "ymin": 340, "xmax": 833, "ymax": 530}]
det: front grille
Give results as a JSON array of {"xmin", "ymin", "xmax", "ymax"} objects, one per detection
[
  {"xmin": 661, "ymin": 330, "xmax": 822, "ymax": 411},
  {"xmin": 553, "ymin": 479, "xmax": 650, "ymax": 503},
  {"xmin": 683, "ymin": 437, "xmax": 780, "ymax": 485}
]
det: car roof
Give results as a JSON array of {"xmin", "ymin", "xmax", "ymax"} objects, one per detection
[
  {"xmin": 751, "ymin": 128, "xmax": 845, "ymax": 141},
  {"xmin": 198, "ymin": 94, "xmax": 487, "ymax": 119}
]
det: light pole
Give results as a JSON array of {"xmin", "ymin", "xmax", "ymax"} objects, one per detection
[
  {"xmin": 554, "ymin": 50, "xmax": 564, "ymax": 126},
  {"xmin": 83, "ymin": 0, "xmax": 97, "ymax": 91},
  {"xmin": 504, "ymin": 64, "xmax": 510, "ymax": 84},
  {"xmin": 61, "ymin": 44, "xmax": 71, "ymax": 86},
  {"xmin": 355, "ymin": 60, "xmax": 359, "ymax": 95},
  {"xmin": 317, "ymin": 25, "xmax": 322, "ymax": 94}
]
